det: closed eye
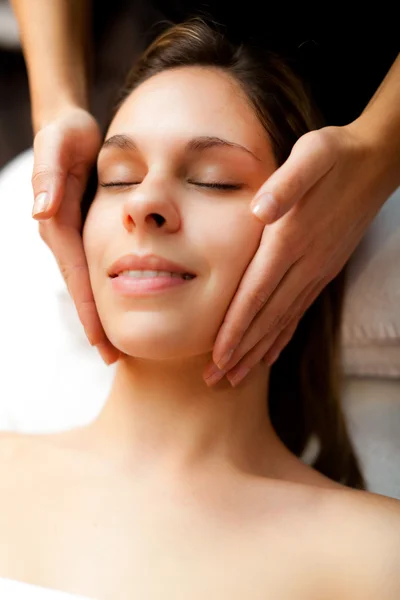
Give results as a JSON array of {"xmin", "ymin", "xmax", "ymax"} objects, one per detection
[
  {"xmin": 189, "ymin": 181, "xmax": 243, "ymax": 190},
  {"xmin": 100, "ymin": 181, "xmax": 243, "ymax": 190},
  {"xmin": 100, "ymin": 181, "xmax": 139, "ymax": 187}
]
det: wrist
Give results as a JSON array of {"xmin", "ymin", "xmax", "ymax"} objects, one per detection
[
  {"xmin": 347, "ymin": 113, "xmax": 400, "ymax": 193},
  {"xmin": 32, "ymin": 92, "xmax": 90, "ymax": 135}
]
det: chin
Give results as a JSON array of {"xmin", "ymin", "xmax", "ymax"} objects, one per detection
[{"xmin": 103, "ymin": 318, "xmax": 215, "ymax": 362}]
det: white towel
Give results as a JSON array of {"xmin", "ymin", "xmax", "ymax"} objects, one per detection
[{"xmin": 0, "ymin": 577, "xmax": 95, "ymax": 600}]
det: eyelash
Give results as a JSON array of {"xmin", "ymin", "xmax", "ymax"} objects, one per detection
[
  {"xmin": 100, "ymin": 181, "xmax": 242, "ymax": 191},
  {"xmin": 100, "ymin": 182, "xmax": 135, "ymax": 188},
  {"xmin": 190, "ymin": 181, "xmax": 242, "ymax": 190}
]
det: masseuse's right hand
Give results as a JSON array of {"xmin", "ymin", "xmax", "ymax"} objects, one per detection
[{"xmin": 31, "ymin": 106, "xmax": 120, "ymax": 365}]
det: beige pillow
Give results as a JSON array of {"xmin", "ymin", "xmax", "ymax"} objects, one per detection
[{"xmin": 341, "ymin": 187, "xmax": 400, "ymax": 378}]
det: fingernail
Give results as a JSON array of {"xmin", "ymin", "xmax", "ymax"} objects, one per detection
[
  {"xmin": 227, "ymin": 366, "xmax": 250, "ymax": 387},
  {"xmin": 32, "ymin": 192, "xmax": 50, "ymax": 217},
  {"xmin": 96, "ymin": 341, "xmax": 118, "ymax": 365},
  {"xmin": 216, "ymin": 348, "xmax": 234, "ymax": 370},
  {"xmin": 204, "ymin": 366, "xmax": 225, "ymax": 386},
  {"xmin": 85, "ymin": 329, "xmax": 97, "ymax": 346},
  {"xmin": 266, "ymin": 350, "xmax": 280, "ymax": 366},
  {"xmin": 251, "ymin": 193, "xmax": 279, "ymax": 223}
]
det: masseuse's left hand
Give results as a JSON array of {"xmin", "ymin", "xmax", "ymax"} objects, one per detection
[{"xmin": 203, "ymin": 120, "xmax": 400, "ymax": 387}]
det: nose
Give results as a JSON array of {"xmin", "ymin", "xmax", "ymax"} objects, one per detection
[{"xmin": 122, "ymin": 176, "xmax": 181, "ymax": 234}]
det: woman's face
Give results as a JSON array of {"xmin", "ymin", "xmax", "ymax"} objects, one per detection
[{"xmin": 83, "ymin": 66, "xmax": 277, "ymax": 360}]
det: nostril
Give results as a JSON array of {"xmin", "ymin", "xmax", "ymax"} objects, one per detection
[{"xmin": 151, "ymin": 213, "xmax": 165, "ymax": 227}]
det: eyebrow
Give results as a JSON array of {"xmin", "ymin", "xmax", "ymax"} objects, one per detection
[{"xmin": 101, "ymin": 134, "xmax": 261, "ymax": 161}]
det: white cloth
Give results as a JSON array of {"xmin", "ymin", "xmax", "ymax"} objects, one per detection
[
  {"xmin": 0, "ymin": 149, "xmax": 115, "ymax": 433},
  {"xmin": 341, "ymin": 187, "xmax": 400, "ymax": 377},
  {"xmin": 0, "ymin": 578, "xmax": 95, "ymax": 600}
]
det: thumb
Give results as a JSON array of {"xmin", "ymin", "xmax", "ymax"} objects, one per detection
[
  {"xmin": 250, "ymin": 128, "xmax": 337, "ymax": 224},
  {"xmin": 31, "ymin": 128, "xmax": 68, "ymax": 220}
]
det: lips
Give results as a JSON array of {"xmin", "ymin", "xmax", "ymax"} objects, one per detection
[{"xmin": 108, "ymin": 253, "xmax": 196, "ymax": 279}]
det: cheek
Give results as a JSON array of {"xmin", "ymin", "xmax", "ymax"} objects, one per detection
[
  {"xmin": 207, "ymin": 205, "xmax": 262, "ymax": 279},
  {"xmin": 191, "ymin": 202, "xmax": 264, "ymax": 306}
]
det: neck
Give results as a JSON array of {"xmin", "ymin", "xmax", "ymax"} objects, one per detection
[{"xmin": 85, "ymin": 354, "xmax": 291, "ymax": 481}]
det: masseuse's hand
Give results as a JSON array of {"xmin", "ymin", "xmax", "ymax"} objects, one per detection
[
  {"xmin": 31, "ymin": 106, "xmax": 120, "ymax": 365},
  {"xmin": 204, "ymin": 122, "xmax": 396, "ymax": 387}
]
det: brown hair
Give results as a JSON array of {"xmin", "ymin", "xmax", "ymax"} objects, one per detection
[{"xmin": 82, "ymin": 19, "xmax": 366, "ymax": 489}]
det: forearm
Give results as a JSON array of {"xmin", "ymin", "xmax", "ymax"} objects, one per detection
[
  {"xmin": 10, "ymin": 0, "xmax": 92, "ymax": 133},
  {"xmin": 350, "ymin": 53, "xmax": 400, "ymax": 191}
]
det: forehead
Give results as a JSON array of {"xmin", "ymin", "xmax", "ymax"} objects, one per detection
[{"xmin": 107, "ymin": 66, "xmax": 271, "ymax": 159}]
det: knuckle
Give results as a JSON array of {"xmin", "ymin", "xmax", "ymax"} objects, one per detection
[
  {"xmin": 59, "ymin": 262, "xmax": 85, "ymax": 286},
  {"xmin": 31, "ymin": 165, "xmax": 50, "ymax": 184},
  {"xmin": 279, "ymin": 311, "xmax": 293, "ymax": 330},
  {"xmin": 249, "ymin": 287, "xmax": 269, "ymax": 314},
  {"xmin": 292, "ymin": 128, "xmax": 338, "ymax": 177},
  {"xmin": 32, "ymin": 164, "xmax": 62, "ymax": 190},
  {"xmin": 58, "ymin": 262, "xmax": 69, "ymax": 283},
  {"xmin": 264, "ymin": 313, "xmax": 281, "ymax": 337},
  {"xmin": 316, "ymin": 126, "xmax": 339, "ymax": 150},
  {"xmin": 291, "ymin": 129, "xmax": 315, "ymax": 155},
  {"xmin": 302, "ymin": 128, "xmax": 334, "ymax": 156}
]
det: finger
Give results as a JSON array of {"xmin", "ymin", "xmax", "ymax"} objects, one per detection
[
  {"xmin": 262, "ymin": 317, "xmax": 300, "ymax": 367},
  {"xmin": 32, "ymin": 128, "xmax": 69, "ymax": 219},
  {"xmin": 47, "ymin": 221, "xmax": 120, "ymax": 365},
  {"xmin": 263, "ymin": 278, "xmax": 327, "ymax": 366},
  {"xmin": 225, "ymin": 280, "xmax": 325, "ymax": 387},
  {"xmin": 224, "ymin": 333, "xmax": 274, "ymax": 387},
  {"xmin": 96, "ymin": 340, "xmax": 121, "ymax": 366},
  {"xmin": 221, "ymin": 277, "xmax": 317, "ymax": 382},
  {"xmin": 44, "ymin": 222, "xmax": 106, "ymax": 347},
  {"xmin": 251, "ymin": 128, "xmax": 337, "ymax": 224},
  {"xmin": 212, "ymin": 230, "xmax": 297, "ymax": 369},
  {"xmin": 205, "ymin": 272, "xmax": 316, "ymax": 385}
]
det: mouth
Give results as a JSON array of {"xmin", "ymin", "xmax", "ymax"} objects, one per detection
[
  {"xmin": 110, "ymin": 270, "xmax": 196, "ymax": 280},
  {"xmin": 109, "ymin": 269, "xmax": 196, "ymax": 296},
  {"xmin": 108, "ymin": 253, "xmax": 196, "ymax": 280}
]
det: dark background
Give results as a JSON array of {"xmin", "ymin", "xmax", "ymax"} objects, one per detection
[
  {"xmin": 0, "ymin": 0, "xmax": 398, "ymax": 171},
  {"xmin": 0, "ymin": 0, "xmax": 154, "ymax": 170}
]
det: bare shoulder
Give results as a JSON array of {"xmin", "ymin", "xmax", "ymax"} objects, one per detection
[
  {"xmin": 0, "ymin": 430, "xmax": 30, "ymax": 462},
  {"xmin": 0, "ymin": 429, "xmax": 59, "ymax": 455},
  {"xmin": 323, "ymin": 485, "xmax": 400, "ymax": 541},
  {"xmin": 0, "ymin": 430, "xmax": 82, "ymax": 538},
  {"xmin": 0, "ymin": 430, "xmax": 67, "ymax": 572},
  {"xmin": 319, "ymin": 486, "xmax": 400, "ymax": 600},
  {"xmin": 0, "ymin": 428, "xmax": 78, "ymax": 461},
  {"xmin": 0, "ymin": 431, "xmax": 45, "ymax": 488},
  {"xmin": 0, "ymin": 430, "xmax": 69, "ymax": 487}
]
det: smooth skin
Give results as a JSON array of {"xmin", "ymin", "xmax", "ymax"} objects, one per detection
[
  {"xmin": 10, "ymin": 0, "xmax": 400, "ymax": 376},
  {"xmin": 1, "ymin": 64, "xmax": 400, "ymax": 600}
]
